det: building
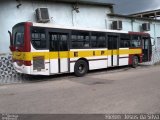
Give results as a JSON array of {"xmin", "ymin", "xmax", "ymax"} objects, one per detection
[
  {"xmin": 0, "ymin": 0, "xmax": 114, "ymax": 53},
  {"xmin": 0, "ymin": 0, "xmax": 160, "ymax": 80},
  {"xmin": 130, "ymin": 9, "xmax": 160, "ymax": 19},
  {"xmin": 1, "ymin": 0, "xmax": 160, "ymax": 53}
]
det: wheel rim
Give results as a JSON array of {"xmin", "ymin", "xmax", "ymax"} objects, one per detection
[{"xmin": 78, "ymin": 64, "xmax": 85, "ymax": 73}]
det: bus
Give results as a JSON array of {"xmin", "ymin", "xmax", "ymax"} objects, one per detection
[{"xmin": 9, "ymin": 22, "xmax": 152, "ymax": 77}]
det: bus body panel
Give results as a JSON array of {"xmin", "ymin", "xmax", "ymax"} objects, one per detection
[
  {"xmin": 29, "ymin": 44, "xmax": 50, "ymax": 75},
  {"xmin": 13, "ymin": 62, "xmax": 31, "ymax": 74},
  {"xmin": 10, "ymin": 22, "xmax": 152, "ymax": 76},
  {"xmin": 119, "ymin": 48, "xmax": 129, "ymax": 66},
  {"xmin": 70, "ymin": 49, "xmax": 108, "ymax": 70}
]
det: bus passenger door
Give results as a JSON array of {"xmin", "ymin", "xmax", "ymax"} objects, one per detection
[
  {"xmin": 142, "ymin": 37, "xmax": 152, "ymax": 62},
  {"xmin": 49, "ymin": 32, "xmax": 69, "ymax": 74},
  {"xmin": 108, "ymin": 35, "xmax": 119, "ymax": 67}
]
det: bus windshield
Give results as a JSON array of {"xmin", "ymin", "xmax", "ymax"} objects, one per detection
[{"xmin": 13, "ymin": 24, "xmax": 24, "ymax": 46}]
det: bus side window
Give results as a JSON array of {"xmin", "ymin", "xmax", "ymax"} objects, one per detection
[
  {"xmin": 131, "ymin": 36, "xmax": 141, "ymax": 48},
  {"xmin": 71, "ymin": 30, "xmax": 90, "ymax": 49},
  {"xmin": 120, "ymin": 34, "xmax": 130, "ymax": 48},
  {"xmin": 108, "ymin": 36, "xmax": 118, "ymax": 49},
  {"xmin": 91, "ymin": 32, "xmax": 106, "ymax": 48},
  {"xmin": 31, "ymin": 27, "xmax": 47, "ymax": 49}
]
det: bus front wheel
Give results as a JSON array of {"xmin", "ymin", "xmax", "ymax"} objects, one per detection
[
  {"xmin": 74, "ymin": 60, "xmax": 88, "ymax": 77},
  {"xmin": 132, "ymin": 56, "xmax": 139, "ymax": 68}
]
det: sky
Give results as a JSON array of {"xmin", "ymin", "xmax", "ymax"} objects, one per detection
[{"xmin": 81, "ymin": 0, "xmax": 160, "ymax": 14}]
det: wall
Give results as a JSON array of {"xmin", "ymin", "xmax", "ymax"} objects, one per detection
[
  {"xmin": 0, "ymin": 0, "xmax": 111, "ymax": 53},
  {"xmin": 108, "ymin": 17, "xmax": 160, "ymax": 38}
]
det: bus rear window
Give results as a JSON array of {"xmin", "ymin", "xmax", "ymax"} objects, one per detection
[{"xmin": 13, "ymin": 25, "xmax": 24, "ymax": 46}]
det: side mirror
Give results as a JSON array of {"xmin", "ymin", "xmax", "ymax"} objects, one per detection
[
  {"xmin": 8, "ymin": 30, "xmax": 15, "ymax": 51},
  {"xmin": 8, "ymin": 30, "xmax": 13, "ymax": 45}
]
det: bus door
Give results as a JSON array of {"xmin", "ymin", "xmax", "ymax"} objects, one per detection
[
  {"xmin": 142, "ymin": 37, "xmax": 152, "ymax": 62},
  {"xmin": 49, "ymin": 31, "xmax": 69, "ymax": 74},
  {"xmin": 108, "ymin": 35, "xmax": 119, "ymax": 67}
]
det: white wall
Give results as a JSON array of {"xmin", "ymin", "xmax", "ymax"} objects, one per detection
[{"xmin": 0, "ymin": 0, "xmax": 111, "ymax": 53}]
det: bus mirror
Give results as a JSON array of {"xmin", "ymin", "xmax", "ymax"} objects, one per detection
[
  {"xmin": 8, "ymin": 30, "xmax": 13, "ymax": 45},
  {"xmin": 151, "ymin": 37, "xmax": 155, "ymax": 46},
  {"xmin": 8, "ymin": 30, "xmax": 14, "ymax": 51}
]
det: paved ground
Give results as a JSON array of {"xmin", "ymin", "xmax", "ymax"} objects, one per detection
[{"xmin": 0, "ymin": 65, "xmax": 160, "ymax": 114}]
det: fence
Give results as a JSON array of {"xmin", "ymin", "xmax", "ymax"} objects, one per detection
[{"xmin": 0, "ymin": 53, "xmax": 23, "ymax": 84}]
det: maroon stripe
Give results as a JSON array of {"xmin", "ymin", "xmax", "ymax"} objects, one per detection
[
  {"xmin": 119, "ymin": 57, "xmax": 129, "ymax": 59},
  {"xmin": 70, "ymin": 58, "xmax": 108, "ymax": 63},
  {"xmin": 88, "ymin": 58, "xmax": 108, "ymax": 61}
]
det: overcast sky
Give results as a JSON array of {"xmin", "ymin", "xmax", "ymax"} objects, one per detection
[{"xmin": 82, "ymin": 0, "xmax": 160, "ymax": 14}]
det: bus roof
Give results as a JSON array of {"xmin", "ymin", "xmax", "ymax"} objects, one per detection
[
  {"xmin": 14, "ymin": 22, "xmax": 150, "ymax": 36},
  {"xmin": 33, "ymin": 22, "xmax": 128, "ymax": 34}
]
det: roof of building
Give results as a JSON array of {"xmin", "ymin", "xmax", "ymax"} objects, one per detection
[
  {"xmin": 108, "ymin": 13, "xmax": 160, "ymax": 22},
  {"xmin": 128, "ymin": 9, "xmax": 160, "ymax": 20},
  {"xmin": 48, "ymin": 0, "xmax": 114, "ymax": 7},
  {"xmin": 129, "ymin": 9, "xmax": 160, "ymax": 16}
]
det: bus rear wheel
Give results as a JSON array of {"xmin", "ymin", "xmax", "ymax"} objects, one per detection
[
  {"xmin": 132, "ymin": 56, "xmax": 139, "ymax": 68},
  {"xmin": 74, "ymin": 60, "xmax": 88, "ymax": 77}
]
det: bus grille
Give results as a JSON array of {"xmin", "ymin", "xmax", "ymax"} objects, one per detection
[{"xmin": 33, "ymin": 56, "xmax": 45, "ymax": 71}]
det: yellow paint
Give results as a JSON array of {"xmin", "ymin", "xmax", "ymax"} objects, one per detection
[
  {"xmin": 12, "ymin": 49, "xmax": 142, "ymax": 61},
  {"xmin": 129, "ymin": 49, "xmax": 142, "ymax": 54},
  {"xmin": 113, "ymin": 50, "xmax": 119, "ymax": 55},
  {"xmin": 107, "ymin": 50, "xmax": 112, "ymax": 56},
  {"xmin": 59, "ymin": 51, "xmax": 69, "ymax": 58},
  {"xmin": 49, "ymin": 52, "xmax": 58, "ymax": 59}
]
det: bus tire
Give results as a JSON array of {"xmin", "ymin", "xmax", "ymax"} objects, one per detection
[
  {"xmin": 74, "ymin": 60, "xmax": 88, "ymax": 77},
  {"xmin": 132, "ymin": 56, "xmax": 139, "ymax": 68}
]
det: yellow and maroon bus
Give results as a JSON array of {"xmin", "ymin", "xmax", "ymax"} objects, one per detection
[{"xmin": 9, "ymin": 22, "xmax": 152, "ymax": 76}]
